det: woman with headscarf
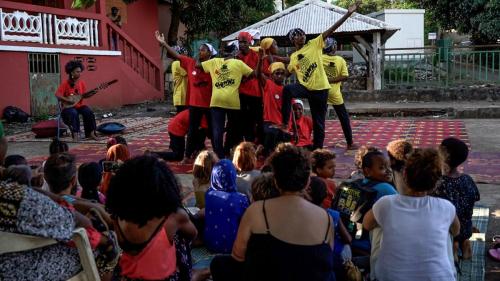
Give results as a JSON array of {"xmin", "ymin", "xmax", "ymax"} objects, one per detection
[
  {"xmin": 280, "ymin": 1, "xmax": 360, "ymax": 150},
  {"xmin": 204, "ymin": 159, "xmax": 250, "ymax": 253},
  {"xmin": 155, "ymin": 31, "xmax": 217, "ymax": 163},
  {"xmin": 100, "ymin": 143, "xmax": 130, "ymax": 195}
]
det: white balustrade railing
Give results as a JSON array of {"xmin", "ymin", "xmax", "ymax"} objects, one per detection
[{"xmin": 0, "ymin": 8, "xmax": 99, "ymax": 47}]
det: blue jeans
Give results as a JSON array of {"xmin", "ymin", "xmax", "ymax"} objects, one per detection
[
  {"xmin": 210, "ymin": 107, "xmax": 242, "ymax": 159},
  {"xmin": 282, "ymin": 83, "xmax": 328, "ymax": 149},
  {"xmin": 61, "ymin": 105, "xmax": 96, "ymax": 138}
]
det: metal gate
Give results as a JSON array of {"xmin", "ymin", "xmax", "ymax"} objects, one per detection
[{"xmin": 29, "ymin": 53, "xmax": 60, "ymax": 117}]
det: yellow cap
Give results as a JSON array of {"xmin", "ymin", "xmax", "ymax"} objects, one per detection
[
  {"xmin": 260, "ymin": 38, "xmax": 274, "ymax": 50},
  {"xmin": 269, "ymin": 62, "xmax": 285, "ymax": 74}
]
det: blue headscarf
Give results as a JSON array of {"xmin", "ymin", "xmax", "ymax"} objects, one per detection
[
  {"xmin": 210, "ymin": 159, "xmax": 237, "ymax": 192},
  {"xmin": 205, "ymin": 159, "xmax": 249, "ymax": 254}
]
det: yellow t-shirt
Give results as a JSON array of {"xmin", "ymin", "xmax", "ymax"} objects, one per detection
[
  {"xmin": 287, "ymin": 34, "xmax": 331, "ymax": 91},
  {"xmin": 202, "ymin": 58, "xmax": 253, "ymax": 110},
  {"xmin": 322, "ymin": 55, "xmax": 349, "ymax": 105},
  {"xmin": 171, "ymin": 60, "xmax": 188, "ymax": 106}
]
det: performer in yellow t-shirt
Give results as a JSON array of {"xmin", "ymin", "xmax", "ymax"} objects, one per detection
[
  {"xmin": 322, "ymin": 37, "xmax": 357, "ymax": 150},
  {"xmin": 202, "ymin": 44, "xmax": 254, "ymax": 159},
  {"xmin": 171, "ymin": 60, "xmax": 188, "ymax": 114},
  {"xmin": 281, "ymin": 0, "xmax": 361, "ymax": 149}
]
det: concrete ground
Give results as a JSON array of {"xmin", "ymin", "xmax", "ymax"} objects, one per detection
[{"xmin": 4, "ymin": 109, "xmax": 500, "ymax": 280}]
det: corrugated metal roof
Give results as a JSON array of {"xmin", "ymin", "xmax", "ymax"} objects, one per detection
[{"xmin": 222, "ymin": 0, "xmax": 399, "ymax": 42}]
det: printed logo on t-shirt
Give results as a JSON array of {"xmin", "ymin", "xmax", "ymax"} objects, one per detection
[
  {"xmin": 324, "ymin": 61, "xmax": 338, "ymax": 79},
  {"xmin": 296, "ymin": 53, "xmax": 317, "ymax": 83},
  {"xmin": 214, "ymin": 64, "xmax": 235, "ymax": 89}
]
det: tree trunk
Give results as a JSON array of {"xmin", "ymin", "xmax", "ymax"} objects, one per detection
[{"xmin": 167, "ymin": 0, "xmax": 181, "ymax": 45}]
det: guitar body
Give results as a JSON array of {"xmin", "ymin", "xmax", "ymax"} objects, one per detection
[{"xmin": 61, "ymin": 79, "xmax": 118, "ymax": 109}]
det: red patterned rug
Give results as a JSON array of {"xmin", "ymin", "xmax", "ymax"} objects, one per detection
[{"xmin": 27, "ymin": 119, "xmax": 500, "ymax": 184}]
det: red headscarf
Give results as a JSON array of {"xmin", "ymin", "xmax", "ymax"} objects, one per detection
[{"xmin": 238, "ymin": 31, "xmax": 253, "ymax": 43}]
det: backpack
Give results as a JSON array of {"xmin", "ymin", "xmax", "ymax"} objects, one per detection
[
  {"xmin": 3, "ymin": 106, "xmax": 29, "ymax": 123},
  {"xmin": 331, "ymin": 178, "xmax": 379, "ymax": 236}
]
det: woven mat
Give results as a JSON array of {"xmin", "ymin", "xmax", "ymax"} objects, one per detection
[
  {"xmin": 7, "ymin": 117, "xmax": 168, "ymax": 144},
  {"xmin": 458, "ymin": 206, "xmax": 488, "ymax": 281}
]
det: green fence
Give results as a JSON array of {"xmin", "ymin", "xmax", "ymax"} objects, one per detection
[{"xmin": 382, "ymin": 45, "xmax": 500, "ymax": 89}]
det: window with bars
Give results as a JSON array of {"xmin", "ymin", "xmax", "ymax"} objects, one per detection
[{"xmin": 28, "ymin": 53, "xmax": 60, "ymax": 74}]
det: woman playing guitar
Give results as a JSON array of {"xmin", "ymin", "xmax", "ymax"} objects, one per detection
[{"xmin": 55, "ymin": 60, "xmax": 98, "ymax": 141}]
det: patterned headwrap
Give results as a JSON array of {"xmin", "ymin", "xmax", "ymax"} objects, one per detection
[
  {"xmin": 210, "ymin": 160, "xmax": 237, "ymax": 192},
  {"xmin": 324, "ymin": 37, "xmax": 337, "ymax": 52},
  {"xmin": 269, "ymin": 62, "xmax": 286, "ymax": 74},
  {"xmin": 260, "ymin": 38, "xmax": 274, "ymax": 50},
  {"xmin": 288, "ymin": 28, "xmax": 305, "ymax": 42}
]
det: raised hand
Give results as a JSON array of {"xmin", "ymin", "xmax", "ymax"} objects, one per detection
[
  {"xmin": 348, "ymin": 0, "xmax": 362, "ymax": 14},
  {"xmin": 155, "ymin": 30, "xmax": 166, "ymax": 45},
  {"xmin": 258, "ymin": 48, "xmax": 265, "ymax": 59}
]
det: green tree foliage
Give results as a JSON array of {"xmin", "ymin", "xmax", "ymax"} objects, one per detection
[
  {"xmin": 177, "ymin": 0, "xmax": 276, "ymax": 40},
  {"xmin": 334, "ymin": 0, "xmax": 417, "ymax": 15},
  {"xmin": 418, "ymin": 0, "xmax": 500, "ymax": 44}
]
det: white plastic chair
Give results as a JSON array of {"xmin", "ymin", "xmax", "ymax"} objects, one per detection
[{"xmin": 0, "ymin": 228, "xmax": 101, "ymax": 281}]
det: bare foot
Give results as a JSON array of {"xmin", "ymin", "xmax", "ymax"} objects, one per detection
[
  {"xmin": 347, "ymin": 143, "xmax": 359, "ymax": 150},
  {"xmin": 72, "ymin": 134, "xmax": 79, "ymax": 142},
  {"xmin": 453, "ymin": 240, "xmax": 460, "ymax": 262},
  {"xmin": 462, "ymin": 239, "xmax": 472, "ymax": 260},
  {"xmin": 180, "ymin": 157, "xmax": 194, "ymax": 165},
  {"xmin": 191, "ymin": 268, "xmax": 210, "ymax": 281},
  {"xmin": 89, "ymin": 131, "xmax": 98, "ymax": 141}
]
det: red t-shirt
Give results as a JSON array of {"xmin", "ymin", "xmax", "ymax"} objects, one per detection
[
  {"xmin": 262, "ymin": 56, "xmax": 272, "ymax": 77},
  {"xmin": 178, "ymin": 55, "xmax": 212, "ymax": 108},
  {"xmin": 237, "ymin": 50, "xmax": 260, "ymax": 97},
  {"xmin": 263, "ymin": 79, "xmax": 283, "ymax": 125},
  {"xmin": 321, "ymin": 179, "xmax": 337, "ymax": 209},
  {"xmin": 168, "ymin": 109, "xmax": 208, "ymax": 137},
  {"xmin": 55, "ymin": 80, "xmax": 86, "ymax": 109},
  {"xmin": 289, "ymin": 115, "xmax": 313, "ymax": 147}
]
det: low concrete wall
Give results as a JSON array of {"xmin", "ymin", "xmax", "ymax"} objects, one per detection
[{"xmin": 344, "ymin": 86, "xmax": 500, "ymax": 102}]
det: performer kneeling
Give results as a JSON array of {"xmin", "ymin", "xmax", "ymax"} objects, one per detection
[{"xmin": 55, "ymin": 60, "xmax": 97, "ymax": 141}]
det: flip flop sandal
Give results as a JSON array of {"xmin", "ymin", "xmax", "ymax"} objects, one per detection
[{"xmin": 488, "ymin": 248, "xmax": 500, "ymax": 262}]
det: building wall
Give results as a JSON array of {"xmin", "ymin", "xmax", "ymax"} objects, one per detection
[
  {"xmin": 0, "ymin": 52, "xmax": 31, "ymax": 115},
  {"xmin": 376, "ymin": 10, "xmax": 425, "ymax": 51}
]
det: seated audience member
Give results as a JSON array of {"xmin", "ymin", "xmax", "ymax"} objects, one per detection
[
  {"xmin": 386, "ymin": 139, "xmax": 413, "ymax": 193},
  {"xmin": 49, "ymin": 138, "xmax": 70, "ymax": 154},
  {"xmin": 289, "ymin": 99, "xmax": 313, "ymax": 150},
  {"xmin": 4, "ymin": 154, "xmax": 27, "ymax": 168},
  {"xmin": 311, "ymin": 149, "xmax": 337, "ymax": 208},
  {"xmin": 205, "ymin": 159, "xmax": 250, "ymax": 254},
  {"xmin": 0, "ymin": 181, "xmax": 83, "ymax": 280},
  {"xmin": 211, "ymin": 144, "xmax": 335, "ymax": 281},
  {"xmin": 363, "ymin": 148, "xmax": 460, "ymax": 281},
  {"xmin": 101, "ymin": 143, "xmax": 130, "ymax": 195},
  {"xmin": 233, "ymin": 142, "xmax": 261, "ymax": 200},
  {"xmin": 105, "ymin": 155, "xmax": 183, "ymax": 281},
  {"xmin": 5, "ymin": 164, "xmax": 32, "ymax": 186},
  {"xmin": 78, "ymin": 162, "xmax": 106, "ymax": 204},
  {"xmin": 350, "ymin": 145, "xmax": 379, "ymax": 181},
  {"xmin": 44, "ymin": 153, "xmax": 119, "ymax": 277},
  {"xmin": 251, "ymin": 172, "xmax": 280, "ymax": 202},
  {"xmin": 305, "ymin": 176, "xmax": 353, "ymax": 280},
  {"xmin": 192, "ymin": 150, "xmax": 218, "ymax": 209},
  {"xmin": 433, "ymin": 137, "xmax": 479, "ymax": 261},
  {"xmin": 154, "ymin": 109, "xmax": 208, "ymax": 161}
]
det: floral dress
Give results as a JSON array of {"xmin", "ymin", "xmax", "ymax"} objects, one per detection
[
  {"xmin": 0, "ymin": 182, "xmax": 82, "ymax": 281},
  {"xmin": 433, "ymin": 174, "xmax": 480, "ymax": 241}
]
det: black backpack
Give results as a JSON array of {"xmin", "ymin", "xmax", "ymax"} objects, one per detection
[
  {"xmin": 331, "ymin": 178, "xmax": 379, "ymax": 236},
  {"xmin": 3, "ymin": 106, "xmax": 29, "ymax": 123}
]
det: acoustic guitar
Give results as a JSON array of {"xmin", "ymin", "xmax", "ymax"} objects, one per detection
[{"xmin": 62, "ymin": 79, "xmax": 118, "ymax": 109}]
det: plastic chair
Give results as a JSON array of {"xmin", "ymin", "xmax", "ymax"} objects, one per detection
[{"xmin": 0, "ymin": 228, "xmax": 101, "ymax": 281}]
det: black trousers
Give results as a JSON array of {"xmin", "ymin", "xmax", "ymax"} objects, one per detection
[
  {"xmin": 156, "ymin": 132, "xmax": 185, "ymax": 161},
  {"xmin": 332, "ymin": 103, "xmax": 353, "ymax": 145},
  {"xmin": 239, "ymin": 94, "xmax": 263, "ymax": 143},
  {"xmin": 185, "ymin": 106, "xmax": 211, "ymax": 158},
  {"xmin": 211, "ymin": 107, "xmax": 242, "ymax": 159},
  {"xmin": 61, "ymin": 105, "xmax": 96, "ymax": 138},
  {"xmin": 282, "ymin": 83, "xmax": 328, "ymax": 149},
  {"xmin": 175, "ymin": 105, "xmax": 188, "ymax": 114},
  {"xmin": 263, "ymin": 122, "xmax": 291, "ymax": 156}
]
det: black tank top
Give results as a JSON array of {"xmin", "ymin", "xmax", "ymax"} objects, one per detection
[{"xmin": 244, "ymin": 200, "xmax": 335, "ymax": 281}]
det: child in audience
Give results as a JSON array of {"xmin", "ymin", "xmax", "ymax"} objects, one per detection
[
  {"xmin": 306, "ymin": 176, "xmax": 353, "ymax": 280},
  {"xmin": 386, "ymin": 139, "xmax": 413, "ymax": 193},
  {"xmin": 289, "ymin": 99, "xmax": 313, "ymax": 150},
  {"xmin": 5, "ymin": 164, "xmax": 32, "ymax": 186},
  {"xmin": 192, "ymin": 150, "xmax": 218, "ymax": 208},
  {"xmin": 4, "ymin": 154, "xmax": 27, "ymax": 168},
  {"xmin": 101, "ymin": 143, "xmax": 130, "ymax": 195},
  {"xmin": 350, "ymin": 145, "xmax": 379, "ymax": 181},
  {"xmin": 154, "ymin": 109, "xmax": 208, "ymax": 161},
  {"xmin": 78, "ymin": 162, "xmax": 105, "ymax": 204},
  {"xmin": 233, "ymin": 142, "xmax": 260, "ymax": 200},
  {"xmin": 204, "ymin": 159, "xmax": 249, "ymax": 254},
  {"xmin": 364, "ymin": 148, "xmax": 460, "ymax": 281},
  {"xmin": 433, "ymin": 137, "xmax": 479, "ymax": 260},
  {"xmin": 251, "ymin": 172, "xmax": 280, "ymax": 201},
  {"xmin": 49, "ymin": 138, "xmax": 69, "ymax": 154},
  {"xmin": 311, "ymin": 149, "xmax": 337, "ymax": 208}
]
